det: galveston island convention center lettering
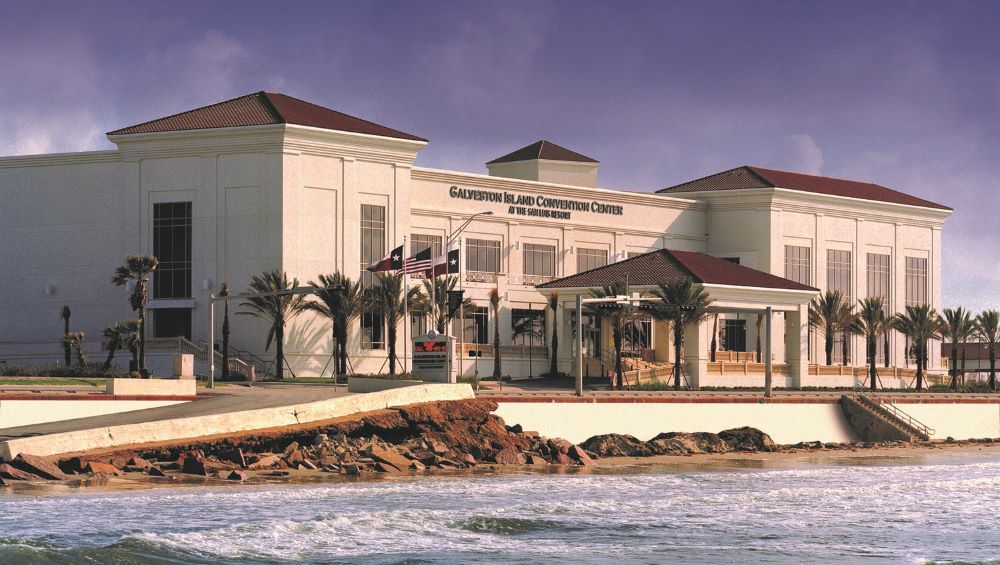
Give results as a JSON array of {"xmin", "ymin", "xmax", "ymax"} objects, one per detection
[{"xmin": 448, "ymin": 185, "xmax": 624, "ymax": 220}]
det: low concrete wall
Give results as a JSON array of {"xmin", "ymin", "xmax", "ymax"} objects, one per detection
[
  {"xmin": 495, "ymin": 402, "xmax": 858, "ymax": 444},
  {"xmin": 106, "ymin": 378, "xmax": 197, "ymax": 397},
  {"xmin": 0, "ymin": 399, "xmax": 188, "ymax": 429},
  {"xmin": 839, "ymin": 396, "xmax": 916, "ymax": 442},
  {"xmin": 347, "ymin": 377, "xmax": 423, "ymax": 393},
  {"xmin": 0, "ymin": 383, "xmax": 474, "ymax": 461},
  {"xmin": 495, "ymin": 400, "xmax": 1000, "ymax": 444}
]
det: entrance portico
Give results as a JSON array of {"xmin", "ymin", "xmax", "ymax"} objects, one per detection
[{"xmin": 537, "ymin": 249, "xmax": 818, "ymax": 388}]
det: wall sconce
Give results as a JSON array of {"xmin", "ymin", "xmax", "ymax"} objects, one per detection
[
  {"xmin": 569, "ymin": 245, "xmax": 576, "ymax": 254},
  {"xmin": 44, "ymin": 285, "xmax": 55, "ymax": 296},
  {"xmin": 514, "ymin": 241, "xmax": 522, "ymax": 251}
]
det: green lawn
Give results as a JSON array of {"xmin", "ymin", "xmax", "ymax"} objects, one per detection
[{"xmin": 0, "ymin": 377, "xmax": 105, "ymax": 387}]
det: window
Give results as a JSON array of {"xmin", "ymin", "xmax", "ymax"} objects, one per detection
[
  {"xmin": 466, "ymin": 239, "xmax": 500, "ymax": 273},
  {"xmin": 153, "ymin": 202, "xmax": 192, "ymax": 299},
  {"xmin": 784, "ymin": 245, "xmax": 811, "ymax": 285},
  {"xmin": 454, "ymin": 306, "xmax": 489, "ymax": 345},
  {"xmin": 827, "ymin": 250, "xmax": 852, "ymax": 300},
  {"xmin": 511, "ymin": 308, "xmax": 546, "ymax": 346},
  {"xmin": 624, "ymin": 315, "xmax": 652, "ymax": 352},
  {"xmin": 360, "ymin": 204, "xmax": 386, "ymax": 349},
  {"xmin": 576, "ymin": 247, "xmax": 608, "ymax": 273},
  {"xmin": 905, "ymin": 257, "xmax": 928, "ymax": 306},
  {"xmin": 153, "ymin": 308, "xmax": 192, "ymax": 340},
  {"xmin": 523, "ymin": 243, "xmax": 556, "ymax": 284},
  {"xmin": 722, "ymin": 319, "xmax": 747, "ymax": 352},
  {"xmin": 411, "ymin": 234, "xmax": 442, "ymax": 258},
  {"xmin": 867, "ymin": 253, "xmax": 892, "ymax": 364}
]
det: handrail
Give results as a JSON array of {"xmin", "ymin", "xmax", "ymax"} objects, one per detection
[{"xmin": 854, "ymin": 390, "xmax": 935, "ymax": 437}]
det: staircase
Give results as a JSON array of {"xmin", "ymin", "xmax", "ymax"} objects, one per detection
[
  {"xmin": 144, "ymin": 337, "xmax": 264, "ymax": 380},
  {"xmin": 839, "ymin": 391, "xmax": 934, "ymax": 442}
]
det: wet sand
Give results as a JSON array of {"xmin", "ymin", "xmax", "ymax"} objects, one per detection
[{"xmin": 4, "ymin": 440, "xmax": 999, "ymax": 497}]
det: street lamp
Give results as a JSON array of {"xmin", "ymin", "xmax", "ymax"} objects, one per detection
[{"xmin": 446, "ymin": 210, "xmax": 493, "ymax": 382}]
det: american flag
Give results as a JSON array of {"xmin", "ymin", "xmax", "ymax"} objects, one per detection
[{"xmin": 401, "ymin": 247, "xmax": 433, "ymax": 274}]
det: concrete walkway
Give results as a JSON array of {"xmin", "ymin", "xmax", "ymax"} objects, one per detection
[{"xmin": 0, "ymin": 384, "xmax": 349, "ymax": 440}]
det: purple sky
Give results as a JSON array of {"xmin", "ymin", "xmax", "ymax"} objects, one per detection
[{"xmin": 2, "ymin": 1, "xmax": 997, "ymax": 309}]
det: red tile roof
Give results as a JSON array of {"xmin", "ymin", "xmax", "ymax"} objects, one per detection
[
  {"xmin": 537, "ymin": 249, "xmax": 817, "ymax": 291},
  {"xmin": 657, "ymin": 165, "xmax": 950, "ymax": 211},
  {"xmin": 487, "ymin": 140, "xmax": 598, "ymax": 165},
  {"xmin": 108, "ymin": 92, "xmax": 426, "ymax": 142}
]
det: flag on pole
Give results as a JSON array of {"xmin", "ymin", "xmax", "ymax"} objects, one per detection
[
  {"xmin": 366, "ymin": 244, "xmax": 404, "ymax": 272},
  {"xmin": 429, "ymin": 248, "xmax": 460, "ymax": 277},
  {"xmin": 402, "ymin": 247, "xmax": 433, "ymax": 274}
]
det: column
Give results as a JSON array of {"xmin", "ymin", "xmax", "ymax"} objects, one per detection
[
  {"xmin": 683, "ymin": 318, "xmax": 708, "ymax": 388},
  {"xmin": 786, "ymin": 303, "xmax": 808, "ymax": 388}
]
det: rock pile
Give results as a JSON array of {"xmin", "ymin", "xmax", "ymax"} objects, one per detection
[{"xmin": 582, "ymin": 427, "xmax": 778, "ymax": 457}]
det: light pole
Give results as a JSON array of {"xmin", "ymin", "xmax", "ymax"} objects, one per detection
[{"xmin": 447, "ymin": 210, "xmax": 493, "ymax": 381}]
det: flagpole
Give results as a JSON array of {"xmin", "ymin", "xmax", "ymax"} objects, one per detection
[
  {"xmin": 459, "ymin": 236, "xmax": 465, "ymax": 381},
  {"xmin": 403, "ymin": 234, "xmax": 408, "ymax": 376}
]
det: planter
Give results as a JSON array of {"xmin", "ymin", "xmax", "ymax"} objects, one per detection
[{"xmin": 105, "ymin": 378, "xmax": 197, "ymax": 397}]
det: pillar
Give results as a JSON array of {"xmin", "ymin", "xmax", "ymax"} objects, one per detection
[
  {"xmin": 786, "ymin": 303, "xmax": 809, "ymax": 388},
  {"xmin": 683, "ymin": 318, "xmax": 708, "ymax": 388}
]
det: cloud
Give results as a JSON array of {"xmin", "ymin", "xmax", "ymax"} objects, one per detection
[{"xmin": 774, "ymin": 134, "xmax": 824, "ymax": 174}]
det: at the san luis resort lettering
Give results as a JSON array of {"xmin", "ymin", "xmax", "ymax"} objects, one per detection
[{"xmin": 448, "ymin": 185, "xmax": 624, "ymax": 220}]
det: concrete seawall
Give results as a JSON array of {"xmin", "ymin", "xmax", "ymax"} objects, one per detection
[
  {"xmin": 495, "ymin": 399, "xmax": 1000, "ymax": 444},
  {"xmin": 0, "ymin": 384, "xmax": 474, "ymax": 461}
]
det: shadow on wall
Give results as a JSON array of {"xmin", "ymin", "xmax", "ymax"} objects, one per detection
[{"xmin": 284, "ymin": 316, "xmax": 333, "ymax": 376}]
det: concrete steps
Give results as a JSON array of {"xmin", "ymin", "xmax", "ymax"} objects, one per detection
[{"xmin": 839, "ymin": 393, "xmax": 933, "ymax": 442}]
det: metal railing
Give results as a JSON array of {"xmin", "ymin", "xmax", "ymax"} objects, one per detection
[
  {"xmin": 854, "ymin": 390, "xmax": 935, "ymax": 438},
  {"xmin": 143, "ymin": 336, "xmax": 259, "ymax": 380}
]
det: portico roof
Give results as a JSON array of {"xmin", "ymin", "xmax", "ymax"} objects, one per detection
[{"xmin": 536, "ymin": 249, "xmax": 817, "ymax": 292}]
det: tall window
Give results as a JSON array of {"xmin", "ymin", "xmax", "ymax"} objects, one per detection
[
  {"xmin": 827, "ymin": 250, "xmax": 852, "ymax": 299},
  {"xmin": 411, "ymin": 234, "xmax": 442, "ymax": 258},
  {"xmin": 360, "ymin": 204, "xmax": 385, "ymax": 349},
  {"xmin": 722, "ymin": 319, "xmax": 747, "ymax": 352},
  {"xmin": 511, "ymin": 308, "xmax": 546, "ymax": 346},
  {"xmin": 466, "ymin": 239, "xmax": 500, "ymax": 274},
  {"xmin": 153, "ymin": 202, "xmax": 192, "ymax": 299},
  {"xmin": 867, "ymin": 253, "xmax": 891, "ymax": 364},
  {"xmin": 576, "ymin": 247, "xmax": 608, "ymax": 272},
  {"xmin": 523, "ymin": 243, "xmax": 556, "ymax": 284},
  {"xmin": 624, "ymin": 316, "xmax": 652, "ymax": 352},
  {"xmin": 905, "ymin": 257, "xmax": 928, "ymax": 306},
  {"xmin": 784, "ymin": 245, "xmax": 811, "ymax": 285}
]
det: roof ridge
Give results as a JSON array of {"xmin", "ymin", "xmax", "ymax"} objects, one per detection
[
  {"xmin": 107, "ymin": 92, "xmax": 269, "ymax": 135},
  {"xmin": 657, "ymin": 166, "xmax": 771, "ymax": 193},
  {"xmin": 748, "ymin": 165, "xmax": 879, "ymax": 187},
  {"xmin": 661, "ymin": 249, "xmax": 704, "ymax": 284},
  {"xmin": 263, "ymin": 92, "xmax": 423, "ymax": 140}
]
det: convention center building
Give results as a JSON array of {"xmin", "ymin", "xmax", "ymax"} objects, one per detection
[{"xmin": 0, "ymin": 92, "xmax": 951, "ymax": 386}]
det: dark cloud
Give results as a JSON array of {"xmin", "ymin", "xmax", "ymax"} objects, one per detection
[{"xmin": 1, "ymin": 0, "xmax": 996, "ymax": 308}]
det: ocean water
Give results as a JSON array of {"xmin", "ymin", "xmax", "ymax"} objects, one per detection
[{"xmin": 1, "ymin": 454, "xmax": 999, "ymax": 564}]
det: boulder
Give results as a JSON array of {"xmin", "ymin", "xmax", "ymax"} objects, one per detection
[
  {"xmin": 147, "ymin": 466, "xmax": 167, "ymax": 477},
  {"xmin": 547, "ymin": 438, "xmax": 572, "ymax": 454},
  {"xmin": 58, "ymin": 457, "xmax": 85, "ymax": 475},
  {"xmin": 182, "ymin": 457, "xmax": 208, "ymax": 476},
  {"xmin": 218, "ymin": 448, "xmax": 246, "ymax": 468},
  {"xmin": 459, "ymin": 453, "xmax": 477, "ymax": 466},
  {"xmin": 551, "ymin": 452, "xmax": 574, "ymax": 465},
  {"xmin": 568, "ymin": 445, "xmax": 595, "ymax": 465},
  {"xmin": 0, "ymin": 463, "xmax": 43, "ymax": 481},
  {"xmin": 84, "ymin": 462, "xmax": 122, "ymax": 476},
  {"xmin": 370, "ymin": 446, "xmax": 412, "ymax": 472},
  {"xmin": 492, "ymin": 447, "xmax": 526, "ymax": 465},
  {"xmin": 12, "ymin": 454, "xmax": 68, "ymax": 481},
  {"xmin": 718, "ymin": 427, "xmax": 778, "ymax": 452},
  {"xmin": 581, "ymin": 434, "xmax": 653, "ymax": 457},
  {"xmin": 248, "ymin": 454, "xmax": 281, "ymax": 470},
  {"xmin": 646, "ymin": 437, "xmax": 694, "ymax": 455},
  {"xmin": 650, "ymin": 432, "xmax": 731, "ymax": 454},
  {"xmin": 127, "ymin": 456, "xmax": 154, "ymax": 471},
  {"xmin": 374, "ymin": 462, "xmax": 404, "ymax": 474},
  {"xmin": 283, "ymin": 449, "xmax": 305, "ymax": 467},
  {"xmin": 409, "ymin": 460, "xmax": 426, "ymax": 471}
]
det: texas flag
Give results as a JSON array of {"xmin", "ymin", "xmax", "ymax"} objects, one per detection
[
  {"xmin": 366, "ymin": 244, "xmax": 404, "ymax": 272},
  {"xmin": 428, "ymin": 248, "xmax": 460, "ymax": 277}
]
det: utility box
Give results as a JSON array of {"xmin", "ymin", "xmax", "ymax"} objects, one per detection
[
  {"xmin": 412, "ymin": 332, "xmax": 454, "ymax": 383},
  {"xmin": 173, "ymin": 354, "xmax": 195, "ymax": 380}
]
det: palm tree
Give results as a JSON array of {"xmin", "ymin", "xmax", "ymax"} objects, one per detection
[
  {"xmin": 941, "ymin": 307, "xmax": 975, "ymax": 391},
  {"xmin": 102, "ymin": 322, "xmax": 125, "ymax": 371},
  {"xmin": 755, "ymin": 313, "xmax": 763, "ymax": 362},
  {"xmin": 893, "ymin": 304, "xmax": 942, "ymax": 392},
  {"xmin": 220, "ymin": 283, "xmax": 231, "ymax": 381},
  {"xmin": 419, "ymin": 276, "xmax": 462, "ymax": 333},
  {"xmin": 710, "ymin": 313, "xmax": 719, "ymax": 362},
  {"xmin": 808, "ymin": 291, "xmax": 855, "ymax": 366},
  {"xmin": 976, "ymin": 310, "xmax": 1000, "ymax": 392},
  {"xmin": 306, "ymin": 273, "xmax": 369, "ymax": 379},
  {"xmin": 489, "ymin": 288, "xmax": 502, "ymax": 380},
  {"xmin": 851, "ymin": 297, "xmax": 893, "ymax": 391},
  {"xmin": 63, "ymin": 331, "xmax": 86, "ymax": 367},
  {"xmin": 368, "ymin": 273, "xmax": 420, "ymax": 374},
  {"xmin": 112, "ymin": 255, "xmax": 158, "ymax": 372},
  {"xmin": 60, "ymin": 305, "xmax": 72, "ymax": 366},
  {"xmin": 589, "ymin": 281, "xmax": 631, "ymax": 389},
  {"xmin": 652, "ymin": 279, "xmax": 714, "ymax": 391},
  {"xmin": 548, "ymin": 292, "xmax": 559, "ymax": 376},
  {"xmin": 239, "ymin": 269, "xmax": 306, "ymax": 380},
  {"xmin": 120, "ymin": 319, "xmax": 142, "ymax": 371}
]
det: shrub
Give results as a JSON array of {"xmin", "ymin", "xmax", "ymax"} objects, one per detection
[{"xmin": 0, "ymin": 362, "xmax": 127, "ymax": 378}]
